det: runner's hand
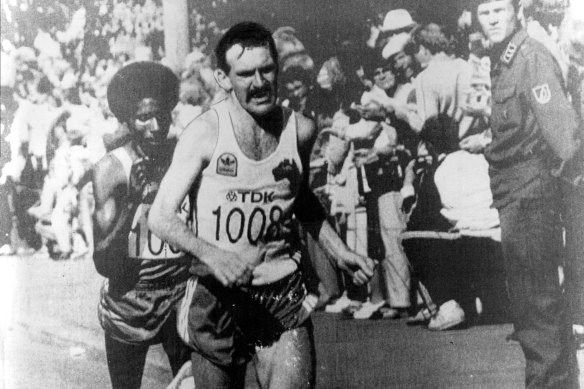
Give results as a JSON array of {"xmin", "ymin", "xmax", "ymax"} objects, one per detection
[
  {"xmin": 202, "ymin": 248, "xmax": 254, "ymax": 288},
  {"xmin": 336, "ymin": 250, "xmax": 375, "ymax": 285},
  {"xmin": 129, "ymin": 157, "xmax": 158, "ymax": 203},
  {"xmin": 251, "ymin": 259, "xmax": 299, "ymax": 286}
]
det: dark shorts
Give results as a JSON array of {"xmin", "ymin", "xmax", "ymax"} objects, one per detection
[
  {"xmin": 98, "ymin": 276, "xmax": 188, "ymax": 345},
  {"xmin": 178, "ymin": 271, "xmax": 311, "ymax": 366}
]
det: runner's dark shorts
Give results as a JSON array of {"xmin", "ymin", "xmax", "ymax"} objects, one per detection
[{"xmin": 178, "ymin": 271, "xmax": 312, "ymax": 366}]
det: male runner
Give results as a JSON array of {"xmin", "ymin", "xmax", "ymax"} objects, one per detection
[
  {"xmin": 148, "ymin": 22, "xmax": 375, "ymax": 388},
  {"xmin": 92, "ymin": 61, "xmax": 190, "ymax": 388}
]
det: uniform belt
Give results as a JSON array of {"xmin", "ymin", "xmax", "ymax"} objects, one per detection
[{"xmin": 488, "ymin": 156, "xmax": 547, "ymax": 173}]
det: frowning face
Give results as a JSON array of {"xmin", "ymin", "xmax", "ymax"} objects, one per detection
[
  {"xmin": 477, "ymin": 0, "xmax": 517, "ymax": 45},
  {"xmin": 130, "ymin": 97, "xmax": 172, "ymax": 155},
  {"xmin": 223, "ymin": 44, "xmax": 278, "ymax": 117}
]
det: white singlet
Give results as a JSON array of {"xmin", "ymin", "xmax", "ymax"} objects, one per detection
[{"xmin": 193, "ymin": 100, "xmax": 303, "ymax": 266}]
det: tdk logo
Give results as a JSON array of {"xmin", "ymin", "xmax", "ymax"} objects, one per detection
[{"xmin": 237, "ymin": 190, "xmax": 275, "ymax": 204}]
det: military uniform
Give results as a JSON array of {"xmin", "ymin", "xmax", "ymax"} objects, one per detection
[{"xmin": 485, "ymin": 29, "xmax": 580, "ymax": 388}]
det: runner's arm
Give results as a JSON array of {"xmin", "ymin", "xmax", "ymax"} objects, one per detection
[
  {"xmin": 91, "ymin": 155, "xmax": 135, "ymax": 277},
  {"xmin": 148, "ymin": 114, "xmax": 253, "ymax": 287}
]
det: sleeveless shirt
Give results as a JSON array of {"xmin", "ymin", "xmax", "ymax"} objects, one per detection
[
  {"xmin": 193, "ymin": 100, "xmax": 303, "ymax": 267},
  {"xmin": 110, "ymin": 147, "xmax": 190, "ymax": 282}
]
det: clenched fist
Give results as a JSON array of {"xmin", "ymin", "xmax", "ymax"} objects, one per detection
[{"xmin": 129, "ymin": 157, "xmax": 158, "ymax": 204}]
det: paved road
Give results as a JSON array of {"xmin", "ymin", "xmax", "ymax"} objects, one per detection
[
  {"xmin": 4, "ymin": 325, "xmax": 172, "ymax": 389},
  {"xmin": 1, "ymin": 253, "xmax": 174, "ymax": 389},
  {"xmin": 2, "ymin": 253, "xmax": 582, "ymax": 388}
]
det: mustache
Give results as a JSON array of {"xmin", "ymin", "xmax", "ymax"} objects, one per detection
[{"xmin": 249, "ymin": 86, "xmax": 272, "ymax": 98}]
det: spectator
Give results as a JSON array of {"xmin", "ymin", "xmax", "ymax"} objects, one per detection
[
  {"xmin": 375, "ymin": 9, "xmax": 417, "ymax": 55},
  {"xmin": 314, "ymin": 129, "xmax": 364, "ymax": 313},
  {"xmin": 402, "ymin": 115, "xmax": 506, "ymax": 330},
  {"xmin": 381, "ymin": 33, "xmax": 422, "ymax": 155},
  {"xmin": 300, "ymin": 57, "xmax": 364, "ymax": 312},
  {"xmin": 406, "ymin": 23, "xmax": 472, "ymax": 139},
  {"xmin": 384, "ymin": 32, "xmax": 420, "ymax": 86},
  {"xmin": 280, "ymin": 65, "xmax": 316, "ymax": 117},
  {"xmin": 348, "ymin": 55, "xmax": 413, "ymax": 319},
  {"xmin": 273, "ymin": 26, "xmax": 315, "ymax": 73}
]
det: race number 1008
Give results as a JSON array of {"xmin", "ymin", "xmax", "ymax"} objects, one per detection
[{"xmin": 212, "ymin": 205, "xmax": 283, "ymax": 245}]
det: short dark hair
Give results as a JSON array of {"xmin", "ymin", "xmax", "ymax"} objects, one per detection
[
  {"xmin": 107, "ymin": 61, "xmax": 179, "ymax": 124},
  {"xmin": 419, "ymin": 113, "xmax": 459, "ymax": 156},
  {"xmin": 214, "ymin": 21, "xmax": 278, "ymax": 73}
]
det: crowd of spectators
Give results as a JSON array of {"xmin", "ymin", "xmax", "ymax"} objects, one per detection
[
  {"xmin": 274, "ymin": 1, "xmax": 583, "ymax": 332},
  {"xmin": 1, "ymin": 0, "xmax": 583, "ymax": 335},
  {"xmin": 0, "ymin": 0, "xmax": 220, "ymax": 259}
]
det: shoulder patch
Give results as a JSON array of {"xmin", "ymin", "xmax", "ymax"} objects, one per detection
[
  {"xmin": 217, "ymin": 153, "xmax": 237, "ymax": 177},
  {"xmin": 532, "ymin": 84, "xmax": 551, "ymax": 104},
  {"xmin": 501, "ymin": 43, "xmax": 517, "ymax": 64}
]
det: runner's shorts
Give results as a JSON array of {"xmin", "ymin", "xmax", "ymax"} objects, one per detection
[
  {"xmin": 98, "ymin": 275, "xmax": 188, "ymax": 345},
  {"xmin": 178, "ymin": 270, "xmax": 312, "ymax": 366}
]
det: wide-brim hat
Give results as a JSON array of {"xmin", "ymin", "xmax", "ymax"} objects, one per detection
[
  {"xmin": 382, "ymin": 9, "xmax": 415, "ymax": 32},
  {"xmin": 382, "ymin": 32, "xmax": 411, "ymax": 59}
]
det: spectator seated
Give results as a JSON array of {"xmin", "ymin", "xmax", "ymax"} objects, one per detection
[{"xmin": 401, "ymin": 116, "xmax": 508, "ymax": 330}]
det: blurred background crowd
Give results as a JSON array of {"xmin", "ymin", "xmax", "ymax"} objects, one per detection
[{"xmin": 1, "ymin": 0, "xmax": 583, "ymax": 328}]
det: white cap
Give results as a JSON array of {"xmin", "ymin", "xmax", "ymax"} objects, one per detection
[
  {"xmin": 382, "ymin": 32, "xmax": 411, "ymax": 59},
  {"xmin": 382, "ymin": 9, "xmax": 415, "ymax": 32}
]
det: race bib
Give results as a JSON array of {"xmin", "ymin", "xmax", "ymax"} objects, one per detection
[{"xmin": 128, "ymin": 198, "xmax": 190, "ymax": 259}]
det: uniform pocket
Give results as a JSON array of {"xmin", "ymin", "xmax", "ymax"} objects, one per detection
[
  {"xmin": 492, "ymin": 85, "xmax": 521, "ymax": 131},
  {"xmin": 492, "ymin": 85, "xmax": 516, "ymax": 103}
]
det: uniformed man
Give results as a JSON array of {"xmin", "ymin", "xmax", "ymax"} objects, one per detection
[{"xmin": 475, "ymin": 0, "xmax": 581, "ymax": 387}]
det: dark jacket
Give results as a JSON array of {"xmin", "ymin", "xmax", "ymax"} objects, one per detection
[{"xmin": 485, "ymin": 29, "xmax": 582, "ymax": 208}]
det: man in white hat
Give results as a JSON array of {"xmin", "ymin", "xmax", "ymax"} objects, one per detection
[
  {"xmin": 379, "ymin": 33, "xmax": 420, "ymax": 129},
  {"xmin": 381, "ymin": 9, "xmax": 416, "ymax": 35},
  {"xmin": 374, "ymin": 9, "xmax": 417, "ymax": 54}
]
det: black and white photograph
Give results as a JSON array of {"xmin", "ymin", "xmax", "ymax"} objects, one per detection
[{"xmin": 1, "ymin": 0, "xmax": 583, "ymax": 388}]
